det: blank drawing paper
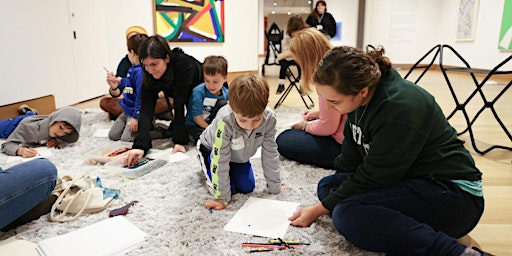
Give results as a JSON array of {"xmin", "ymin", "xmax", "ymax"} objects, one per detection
[
  {"xmin": 92, "ymin": 128, "xmax": 110, "ymax": 138},
  {"xmin": 224, "ymin": 197, "xmax": 300, "ymax": 238},
  {"xmin": 36, "ymin": 216, "xmax": 147, "ymax": 256}
]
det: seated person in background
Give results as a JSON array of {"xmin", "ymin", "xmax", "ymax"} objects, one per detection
[
  {"xmin": 0, "ymin": 105, "xmax": 82, "ymax": 157},
  {"xmin": 276, "ymin": 28, "xmax": 347, "ymax": 170},
  {"xmin": 0, "ymin": 158, "xmax": 58, "ymax": 231},
  {"xmin": 275, "ymin": 15, "xmax": 308, "ymax": 94},
  {"xmin": 197, "ymin": 74, "xmax": 281, "ymax": 211},
  {"xmin": 306, "ymin": 0, "xmax": 337, "ymax": 39},
  {"xmin": 185, "ymin": 55, "xmax": 229, "ymax": 143},
  {"xmin": 99, "ymin": 25, "xmax": 169, "ymax": 120},
  {"xmin": 107, "ymin": 33, "xmax": 151, "ymax": 142}
]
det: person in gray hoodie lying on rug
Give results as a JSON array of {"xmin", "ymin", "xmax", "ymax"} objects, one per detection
[
  {"xmin": 0, "ymin": 104, "xmax": 82, "ymax": 157},
  {"xmin": 196, "ymin": 74, "xmax": 281, "ymax": 212}
]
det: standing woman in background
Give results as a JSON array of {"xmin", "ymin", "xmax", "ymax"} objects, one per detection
[
  {"xmin": 306, "ymin": 0, "xmax": 336, "ymax": 39},
  {"xmin": 124, "ymin": 35, "xmax": 203, "ymax": 166}
]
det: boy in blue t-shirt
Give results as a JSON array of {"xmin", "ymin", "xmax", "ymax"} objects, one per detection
[
  {"xmin": 106, "ymin": 33, "xmax": 149, "ymax": 142},
  {"xmin": 186, "ymin": 56, "xmax": 229, "ymax": 142}
]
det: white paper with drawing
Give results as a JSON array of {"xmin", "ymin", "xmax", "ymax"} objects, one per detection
[
  {"xmin": 224, "ymin": 197, "xmax": 300, "ymax": 238},
  {"xmin": 5, "ymin": 147, "xmax": 53, "ymax": 164}
]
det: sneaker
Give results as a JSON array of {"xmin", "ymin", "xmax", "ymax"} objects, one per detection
[
  {"xmin": 276, "ymin": 84, "xmax": 285, "ymax": 94},
  {"xmin": 18, "ymin": 104, "xmax": 38, "ymax": 115}
]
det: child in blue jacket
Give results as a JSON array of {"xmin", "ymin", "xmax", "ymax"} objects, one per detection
[{"xmin": 107, "ymin": 33, "xmax": 148, "ymax": 142}]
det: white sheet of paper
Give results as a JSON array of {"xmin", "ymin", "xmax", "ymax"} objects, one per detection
[
  {"xmin": 145, "ymin": 149, "xmax": 190, "ymax": 163},
  {"xmin": 17, "ymin": 148, "xmax": 52, "ymax": 162},
  {"xmin": 21, "ymin": 149, "xmax": 52, "ymax": 162},
  {"xmin": 168, "ymin": 152, "xmax": 190, "ymax": 163},
  {"xmin": 36, "ymin": 216, "xmax": 147, "ymax": 256},
  {"xmin": 92, "ymin": 128, "xmax": 110, "ymax": 137},
  {"xmin": 224, "ymin": 197, "xmax": 300, "ymax": 238},
  {"xmin": 145, "ymin": 148, "xmax": 171, "ymax": 160}
]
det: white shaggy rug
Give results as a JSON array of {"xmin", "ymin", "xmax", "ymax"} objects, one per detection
[{"xmin": 0, "ymin": 108, "xmax": 381, "ymax": 256}]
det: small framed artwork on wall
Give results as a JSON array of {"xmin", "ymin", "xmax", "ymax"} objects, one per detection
[
  {"xmin": 154, "ymin": 0, "xmax": 225, "ymax": 43},
  {"xmin": 456, "ymin": 0, "xmax": 479, "ymax": 41},
  {"xmin": 498, "ymin": 0, "xmax": 512, "ymax": 50}
]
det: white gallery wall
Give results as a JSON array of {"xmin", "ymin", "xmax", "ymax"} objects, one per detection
[
  {"xmin": 0, "ymin": 1, "xmax": 259, "ymax": 108},
  {"xmin": 1, "ymin": 0, "xmax": 510, "ymax": 108},
  {"xmin": 326, "ymin": 0, "xmax": 359, "ymax": 47},
  {"xmin": 364, "ymin": 0, "xmax": 512, "ymax": 70}
]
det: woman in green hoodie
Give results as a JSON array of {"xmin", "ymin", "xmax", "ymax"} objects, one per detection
[{"xmin": 288, "ymin": 39, "xmax": 491, "ymax": 255}]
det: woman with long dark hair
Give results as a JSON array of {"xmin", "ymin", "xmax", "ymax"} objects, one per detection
[{"xmin": 124, "ymin": 35, "xmax": 202, "ymax": 166}]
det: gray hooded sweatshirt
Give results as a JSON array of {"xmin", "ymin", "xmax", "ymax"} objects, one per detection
[
  {"xmin": 199, "ymin": 105, "xmax": 281, "ymax": 203},
  {"xmin": 1, "ymin": 106, "xmax": 82, "ymax": 156}
]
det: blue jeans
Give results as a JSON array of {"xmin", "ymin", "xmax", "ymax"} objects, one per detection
[
  {"xmin": 318, "ymin": 173, "xmax": 484, "ymax": 256},
  {"xmin": 276, "ymin": 129, "xmax": 341, "ymax": 169},
  {"xmin": 0, "ymin": 158, "xmax": 58, "ymax": 229},
  {"xmin": 0, "ymin": 112, "xmax": 36, "ymax": 138}
]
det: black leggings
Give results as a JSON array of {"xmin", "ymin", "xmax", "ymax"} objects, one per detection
[{"xmin": 278, "ymin": 59, "xmax": 301, "ymax": 80}]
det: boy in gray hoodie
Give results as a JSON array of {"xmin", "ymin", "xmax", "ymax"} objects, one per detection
[
  {"xmin": 1, "ymin": 105, "xmax": 82, "ymax": 157},
  {"xmin": 198, "ymin": 74, "xmax": 281, "ymax": 212}
]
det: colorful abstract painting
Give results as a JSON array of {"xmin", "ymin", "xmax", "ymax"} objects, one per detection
[{"xmin": 154, "ymin": 0, "xmax": 224, "ymax": 42}]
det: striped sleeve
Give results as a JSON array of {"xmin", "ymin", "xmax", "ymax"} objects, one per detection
[{"xmin": 210, "ymin": 120, "xmax": 232, "ymax": 203}]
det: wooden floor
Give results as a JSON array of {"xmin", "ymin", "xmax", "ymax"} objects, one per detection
[{"xmin": 75, "ymin": 64, "xmax": 512, "ymax": 255}]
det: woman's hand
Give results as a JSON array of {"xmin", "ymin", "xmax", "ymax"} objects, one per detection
[
  {"xmin": 123, "ymin": 149, "xmax": 144, "ymax": 167},
  {"xmin": 46, "ymin": 138, "xmax": 59, "ymax": 148},
  {"xmin": 172, "ymin": 144, "xmax": 187, "ymax": 154},
  {"xmin": 288, "ymin": 203, "xmax": 329, "ymax": 227},
  {"xmin": 291, "ymin": 120, "xmax": 307, "ymax": 130},
  {"xmin": 302, "ymin": 110, "xmax": 319, "ymax": 121},
  {"xmin": 129, "ymin": 119, "xmax": 138, "ymax": 133},
  {"xmin": 204, "ymin": 199, "xmax": 226, "ymax": 211},
  {"xmin": 17, "ymin": 147, "xmax": 38, "ymax": 158}
]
